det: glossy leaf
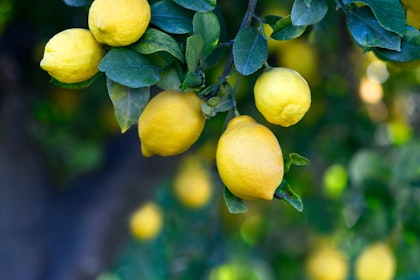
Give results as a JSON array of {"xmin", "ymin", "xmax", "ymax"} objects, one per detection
[
  {"xmin": 193, "ymin": 12, "xmax": 220, "ymax": 58},
  {"xmin": 63, "ymin": 0, "xmax": 91, "ymax": 7},
  {"xmin": 50, "ymin": 72, "xmax": 102, "ymax": 90},
  {"xmin": 106, "ymin": 78, "xmax": 150, "ymax": 133},
  {"xmin": 347, "ymin": 7, "xmax": 401, "ymax": 51},
  {"xmin": 99, "ymin": 48, "xmax": 160, "ymax": 88},
  {"xmin": 233, "ymin": 27, "xmax": 268, "ymax": 75},
  {"xmin": 131, "ymin": 28, "xmax": 184, "ymax": 62},
  {"xmin": 151, "ymin": 0, "xmax": 194, "ymax": 34},
  {"xmin": 223, "ymin": 187, "xmax": 248, "ymax": 214},
  {"xmin": 174, "ymin": 0, "xmax": 216, "ymax": 12},
  {"xmin": 185, "ymin": 34, "xmax": 204, "ymax": 72},
  {"xmin": 343, "ymin": 0, "xmax": 406, "ymax": 36},
  {"xmin": 284, "ymin": 153, "xmax": 310, "ymax": 172},
  {"xmin": 265, "ymin": 15, "xmax": 307, "ymax": 41},
  {"xmin": 373, "ymin": 27, "xmax": 420, "ymax": 62},
  {"xmin": 291, "ymin": 0, "xmax": 328, "ymax": 26},
  {"xmin": 274, "ymin": 180, "xmax": 304, "ymax": 212}
]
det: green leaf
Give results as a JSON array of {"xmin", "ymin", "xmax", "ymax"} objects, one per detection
[
  {"xmin": 265, "ymin": 15, "xmax": 307, "ymax": 41},
  {"xmin": 201, "ymin": 94, "xmax": 234, "ymax": 118},
  {"xmin": 131, "ymin": 28, "xmax": 184, "ymax": 62},
  {"xmin": 291, "ymin": 0, "xmax": 328, "ymax": 26},
  {"xmin": 373, "ymin": 27, "xmax": 420, "ymax": 62},
  {"xmin": 174, "ymin": 0, "xmax": 216, "ymax": 12},
  {"xmin": 156, "ymin": 67, "xmax": 182, "ymax": 91},
  {"xmin": 181, "ymin": 71, "xmax": 204, "ymax": 90},
  {"xmin": 186, "ymin": 34, "xmax": 204, "ymax": 72},
  {"xmin": 223, "ymin": 187, "xmax": 248, "ymax": 214},
  {"xmin": 284, "ymin": 153, "xmax": 310, "ymax": 172},
  {"xmin": 193, "ymin": 12, "xmax": 220, "ymax": 58},
  {"xmin": 342, "ymin": 0, "xmax": 406, "ymax": 36},
  {"xmin": 63, "ymin": 0, "xmax": 91, "ymax": 7},
  {"xmin": 274, "ymin": 180, "xmax": 304, "ymax": 212},
  {"xmin": 99, "ymin": 48, "xmax": 160, "ymax": 88},
  {"xmin": 303, "ymin": 0, "xmax": 314, "ymax": 7},
  {"xmin": 106, "ymin": 78, "xmax": 150, "ymax": 133},
  {"xmin": 151, "ymin": 0, "xmax": 194, "ymax": 34},
  {"xmin": 50, "ymin": 72, "xmax": 102, "ymax": 90},
  {"xmin": 391, "ymin": 141, "xmax": 420, "ymax": 187},
  {"xmin": 233, "ymin": 27, "xmax": 268, "ymax": 75},
  {"xmin": 346, "ymin": 6, "xmax": 401, "ymax": 51}
]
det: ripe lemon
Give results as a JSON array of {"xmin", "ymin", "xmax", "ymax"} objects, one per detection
[
  {"xmin": 88, "ymin": 0, "xmax": 151, "ymax": 47},
  {"xmin": 40, "ymin": 28, "xmax": 105, "ymax": 83},
  {"xmin": 406, "ymin": 8, "xmax": 420, "ymax": 29},
  {"xmin": 138, "ymin": 90, "xmax": 206, "ymax": 157},
  {"xmin": 355, "ymin": 242, "xmax": 396, "ymax": 280},
  {"xmin": 216, "ymin": 115, "xmax": 284, "ymax": 200},
  {"xmin": 130, "ymin": 202, "xmax": 163, "ymax": 240},
  {"xmin": 254, "ymin": 67, "xmax": 311, "ymax": 127},
  {"xmin": 173, "ymin": 155, "xmax": 213, "ymax": 208},
  {"xmin": 401, "ymin": 0, "xmax": 420, "ymax": 14},
  {"xmin": 305, "ymin": 246, "xmax": 349, "ymax": 280}
]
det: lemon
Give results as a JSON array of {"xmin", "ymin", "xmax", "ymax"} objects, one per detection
[
  {"xmin": 401, "ymin": 0, "xmax": 420, "ymax": 14},
  {"xmin": 254, "ymin": 67, "xmax": 311, "ymax": 127},
  {"xmin": 305, "ymin": 246, "xmax": 349, "ymax": 280},
  {"xmin": 173, "ymin": 155, "xmax": 213, "ymax": 208},
  {"xmin": 130, "ymin": 202, "xmax": 163, "ymax": 240},
  {"xmin": 406, "ymin": 8, "xmax": 420, "ymax": 29},
  {"xmin": 88, "ymin": 0, "xmax": 151, "ymax": 47},
  {"xmin": 355, "ymin": 242, "xmax": 396, "ymax": 280},
  {"xmin": 40, "ymin": 28, "xmax": 105, "ymax": 84},
  {"xmin": 216, "ymin": 115, "xmax": 284, "ymax": 200},
  {"xmin": 138, "ymin": 90, "xmax": 206, "ymax": 157}
]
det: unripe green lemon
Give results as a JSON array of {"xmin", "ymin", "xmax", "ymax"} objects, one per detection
[
  {"xmin": 138, "ymin": 90, "xmax": 206, "ymax": 157},
  {"xmin": 254, "ymin": 67, "xmax": 311, "ymax": 127},
  {"xmin": 40, "ymin": 28, "xmax": 105, "ymax": 83},
  {"xmin": 88, "ymin": 0, "xmax": 151, "ymax": 47},
  {"xmin": 216, "ymin": 115, "xmax": 284, "ymax": 200}
]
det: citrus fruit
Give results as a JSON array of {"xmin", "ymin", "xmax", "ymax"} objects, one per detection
[
  {"xmin": 88, "ymin": 0, "xmax": 151, "ymax": 47},
  {"xmin": 323, "ymin": 164, "xmax": 348, "ymax": 199},
  {"xmin": 174, "ymin": 155, "xmax": 212, "ymax": 208},
  {"xmin": 305, "ymin": 246, "xmax": 349, "ymax": 280},
  {"xmin": 406, "ymin": 8, "xmax": 420, "ymax": 29},
  {"xmin": 138, "ymin": 90, "xmax": 206, "ymax": 157},
  {"xmin": 401, "ymin": 0, "xmax": 420, "ymax": 14},
  {"xmin": 40, "ymin": 28, "xmax": 105, "ymax": 83},
  {"xmin": 355, "ymin": 242, "xmax": 396, "ymax": 280},
  {"xmin": 254, "ymin": 67, "xmax": 311, "ymax": 127},
  {"xmin": 216, "ymin": 115, "xmax": 284, "ymax": 200},
  {"xmin": 130, "ymin": 202, "xmax": 163, "ymax": 240}
]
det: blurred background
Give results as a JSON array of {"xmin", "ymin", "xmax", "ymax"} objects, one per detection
[{"xmin": 0, "ymin": 0, "xmax": 419, "ymax": 279}]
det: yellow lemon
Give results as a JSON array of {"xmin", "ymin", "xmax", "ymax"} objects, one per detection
[
  {"xmin": 355, "ymin": 242, "xmax": 396, "ymax": 280},
  {"xmin": 406, "ymin": 8, "xmax": 420, "ymax": 29},
  {"xmin": 173, "ymin": 155, "xmax": 213, "ymax": 208},
  {"xmin": 88, "ymin": 0, "xmax": 151, "ymax": 47},
  {"xmin": 305, "ymin": 246, "xmax": 349, "ymax": 280},
  {"xmin": 40, "ymin": 28, "xmax": 105, "ymax": 83},
  {"xmin": 401, "ymin": 0, "xmax": 420, "ymax": 14},
  {"xmin": 130, "ymin": 202, "xmax": 163, "ymax": 240},
  {"xmin": 216, "ymin": 115, "xmax": 284, "ymax": 200},
  {"xmin": 254, "ymin": 67, "xmax": 311, "ymax": 127},
  {"xmin": 138, "ymin": 90, "xmax": 206, "ymax": 157}
]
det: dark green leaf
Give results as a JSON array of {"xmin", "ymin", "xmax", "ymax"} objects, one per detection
[
  {"xmin": 284, "ymin": 153, "xmax": 310, "ymax": 172},
  {"xmin": 181, "ymin": 71, "xmax": 204, "ymax": 90},
  {"xmin": 98, "ymin": 48, "xmax": 160, "ymax": 88},
  {"xmin": 291, "ymin": 0, "xmax": 328, "ymax": 26},
  {"xmin": 186, "ymin": 34, "xmax": 204, "ymax": 72},
  {"xmin": 63, "ymin": 0, "xmax": 91, "ymax": 7},
  {"xmin": 346, "ymin": 7, "xmax": 401, "ymax": 51},
  {"xmin": 193, "ymin": 12, "xmax": 220, "ymax": 58},
  {"xmin": 343, "ymin": 0, "xmax": 406, "ymax": 36},
  {"xmin": 201, "ymin": 94, "xmax": 233, "ymax": 118},
  {"xmin": 373, "ymin": 27, "xmax": 420, "ymax": 62},
  {"xmin": 266, "ymin": 15, "xmax": 307, "ymax": 41},
  {"xmin": 274, "ymin": 180, "xmax": 304, "ymax": 212},
  {"xmin": 174, "ymin": 0, "xmax": 215, "ymax": 12},
  {"xmin": 50, "ymin": 72, "xmax": 102, "ymax": 90},
  {"xmin": 106, "ymin": 78, "xmax": 150, "ymax": 133},
  {"xmin": 145, "ymin": 51, "xmax": 177, "ymax": 69},
  {"xmin": 223, "ymin": 187, "xmax": 248, "ymax": 214},
  {"xmin": 233, "ymin": 27, "xmax": 268, "ymax": 75},
  {"xmin": 156, "ymin": 67, "xmax": 182, "ymax": 91},
  {"xmin": 131, "ymin": 28, "xmax": 184, "ymax": 62},
  {"xmin": 151, "ymin": 0, "xmax": 194, "ymax": 34}
]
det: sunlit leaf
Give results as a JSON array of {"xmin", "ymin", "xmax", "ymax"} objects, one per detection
[
  {"xmin": 151, "ymin": 0, "xmax": 194, "ymax": 34},
  {"xmin": 274, "ymin": 180, "xmax": 304, "ymax": 212},
  {"xmin": 233, "ymin": 27, "xmax": 267, "ymax": 75},
  {"xmin": 223, "ymin": 187, "xmax": 248, "ymax": 214},
  {"xmin": 284, "ymin": 153, "xmax": 310, "ymax": 172},
  {"xmin": 291, "ymin": 0, "xmax": 328, "ymax": 26},
  {"xmin": 265, "ymin": 15, "xmax": 307, "ymax": 41},
  {"xmin": 106, "ymin": 78, "xmax": 150, "ymax": 133},
  {"xmin": 193, "ymin": 12, "xmax": 220, "ymax": 58}
]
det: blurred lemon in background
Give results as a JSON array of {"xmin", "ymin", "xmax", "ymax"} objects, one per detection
[
  {"xmin": 305, "ymin": 246, "xmax": 349, "ymax": 280},
  {"xmin": 130, "ymin": 202, "xmax": 163, "ymax": 240},
  {"xmin": 355, "ymin": 242, "xmax": 396, "ymax": 280}
]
